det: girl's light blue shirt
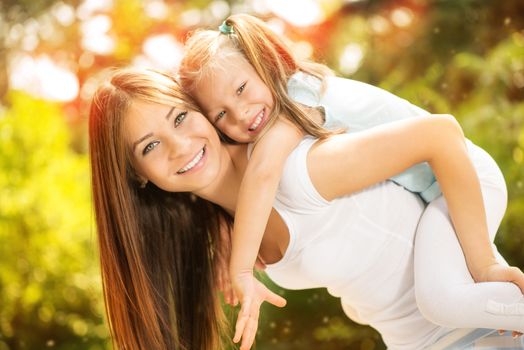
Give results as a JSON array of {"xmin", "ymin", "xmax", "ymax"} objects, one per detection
[{"xmin": 287, "ymin": 71, "xmax": 441, "ymax": 203}]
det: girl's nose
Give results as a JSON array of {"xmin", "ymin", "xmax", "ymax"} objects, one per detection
[{"xmin": 231, "ymin": 105, "xmax": 250, "ymax": 125}]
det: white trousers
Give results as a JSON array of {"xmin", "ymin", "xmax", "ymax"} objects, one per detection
[{"xmin": 414, "ymin": 141, "xmax": 524, "ymax": 348}]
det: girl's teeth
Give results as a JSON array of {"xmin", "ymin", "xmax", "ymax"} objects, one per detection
[
  {"xmin": 177, "ymin": 148, "xmax": 204, "ymax": 174},
  {"xmin": 249, "ymin": 111, "xmax": 264, "ymax": 131}
]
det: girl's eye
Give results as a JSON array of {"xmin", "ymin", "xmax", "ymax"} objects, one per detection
[
  {"xmin": 215, "ymin": 111, "xmax": 226, "ymax": 122},
  {"xmin": 143, "ymin": 141, "xmax": 160, "ymax": 155},
  {"xmin": 174, "ymin": 111, "xmax": 187, "ymax": 127},
  {"xmin": 236, "ymin": 82, "xmax": 246, "ymax": 95}
]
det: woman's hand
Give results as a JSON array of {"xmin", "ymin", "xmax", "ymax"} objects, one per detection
[
  {"xmin": 233, "ymin": 271, "xmax": 286, "ymax": 350},
  {"xmin": 497, "ymin": 329, "xmax": 523, "ymax": 338},
  {"xmin": 473, "ymin": 262, "xmax": 524, "ymax": 294}
]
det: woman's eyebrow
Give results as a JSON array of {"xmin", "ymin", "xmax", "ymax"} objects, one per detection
[
  {"xmin": 132, "ymin": 107, "xmax": 176, "ymax": 152},
  {"xmin": 132, "ymin": 133, "xmax": 153, "ymax": 152}
]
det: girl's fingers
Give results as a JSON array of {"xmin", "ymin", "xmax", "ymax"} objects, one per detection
[
  {"xmin": 513, "ymin": 331, "xmax": 523, "ymax": 338},
  {"xmin": 265, "ymin": 290, "xmax": 287, "ymax": 308},
  {"xmin": 240, "ymin": 308, "xmax": 260, "ymax": 350},
  {"xmin": 241, "ymin": 323, "xmax": 256, "ymax": 350},
  {"xmin": 234, "ymin": 298, "xmax": 252, "ymax": 343}
]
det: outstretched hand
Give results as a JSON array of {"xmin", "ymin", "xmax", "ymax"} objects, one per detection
[{"xmin": 233, "ymin": 272, "xmax": 286, "ymax": 350}]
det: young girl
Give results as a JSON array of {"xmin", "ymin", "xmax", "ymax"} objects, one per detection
[{"xmin": 178, "ymin": 14, "xmax": 524, "ymax": 347}]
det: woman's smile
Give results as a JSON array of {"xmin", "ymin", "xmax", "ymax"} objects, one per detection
[
  {"xmin": 124, "ymin": 100, "xmax": 223, "ymax": 193},
  {"xmin": 177, "ymin": 146, "xmax": 206, "ymax": 174}
]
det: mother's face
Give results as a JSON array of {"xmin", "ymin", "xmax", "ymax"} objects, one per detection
[{"xmin": 124, "ymin": 99, "xmax": 224, "ymax": 193}]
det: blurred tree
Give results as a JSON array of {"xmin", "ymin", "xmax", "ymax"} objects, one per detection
[
  {"xmin": 1, "ymin": 0, "xmax": 523, "ymax": 349},
  {"xmin": 0, "ymin": 92, "xmax": 108, "ymax": 349},
  {"xmin": 0, "ymin": 0, "xmax": 80, "ymax": 102}
]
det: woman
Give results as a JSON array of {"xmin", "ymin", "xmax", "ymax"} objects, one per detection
[{"xmin": 89, "ymin": 68, "xmax": 524, "ymax": 350}]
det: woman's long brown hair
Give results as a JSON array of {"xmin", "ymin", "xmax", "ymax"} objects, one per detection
[{"xmin": 88, "ymin": 68, "xmax": 231, "ymax": 349}]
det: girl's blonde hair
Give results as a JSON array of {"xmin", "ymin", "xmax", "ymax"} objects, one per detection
[
  {"xmin": 89, "ymin": 68, "xmax": 231, "ymax": 350},
  {"xmin": 179, "ymin": 13, "xmax": 340, "ymax": 139}
]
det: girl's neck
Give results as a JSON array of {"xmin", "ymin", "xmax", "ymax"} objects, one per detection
[{"xmin": 195, "ymin": 143, "xmax": 249, "ymax": 214}]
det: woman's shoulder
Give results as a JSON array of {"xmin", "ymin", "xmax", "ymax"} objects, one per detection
[{"xmin": 276, "ymin": 137, "xmax": 329, "ymax": 211}]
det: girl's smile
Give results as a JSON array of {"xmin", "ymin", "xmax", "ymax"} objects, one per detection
[
  {"xmin": 193, "ymin": 56, "xmax": 275, "ymax": 143},
  {"xmin": 247, "ymin": 106, "xmax": 270, "ymax": 135}
]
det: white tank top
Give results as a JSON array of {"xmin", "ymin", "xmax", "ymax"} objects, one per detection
[{"xmin": 265, "ymin": 137, "xmax": 452, "ymax": 349}]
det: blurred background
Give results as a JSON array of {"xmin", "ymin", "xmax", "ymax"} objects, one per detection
[{"xmin": 0, "ymin": 0, "xmax": 523, "ymax": 349}]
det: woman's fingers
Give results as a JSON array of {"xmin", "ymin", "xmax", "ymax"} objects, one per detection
[
  {"xmin": 483, "ymin": 265, "xmax": 524, "ymax": 294},
  {"xmin": 509, "ymin": 267, "xmax": 524, "ymax": 294},
  {"xmin": 498, "ymin": 266, "xmax": 524, "ymax": 294}
]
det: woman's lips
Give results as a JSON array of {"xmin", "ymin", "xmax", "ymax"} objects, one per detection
[{"xmin": 177, "ymin": 146, "xmax": 206, "ymax": 174}]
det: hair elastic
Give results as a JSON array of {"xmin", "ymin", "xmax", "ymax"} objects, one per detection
[{"xmin": 218, "ymin": 21, "xmax": 234, "ymax": 35}]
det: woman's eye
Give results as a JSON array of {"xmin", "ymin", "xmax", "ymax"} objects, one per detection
[
  {"xmin": 143, "ymin": 141, "xmax": 160, "ymax": 155},
  {"xmin": 236, "ymin": 82, "xmax": 246, "ymax": 95},
  {"xmin": 174, "ymin": 111, "xmax": 187, "ymax": 127},
  {"xmin": 215, "ymin": 111, "xmax": 226, "ymax": 122}
]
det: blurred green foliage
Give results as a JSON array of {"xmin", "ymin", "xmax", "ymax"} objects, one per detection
[
  {"xmin": 0, "ymin": 93, "xmax": 108, "ymax": 349},
  {"xmin": 0, "ymin": 0, "xmax": 523, "ymax": 349}
]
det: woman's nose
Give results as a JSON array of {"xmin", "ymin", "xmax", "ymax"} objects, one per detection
[{"xmin": 167, "ymin": 132, "xmax": 192, "ymax": 160}]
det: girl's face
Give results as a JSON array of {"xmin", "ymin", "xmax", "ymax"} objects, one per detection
[
  {"xmin": 192, "ymin": 55, "xmax": 274, "ymax": 143},
  {"xmin": 124, "ymin": 100, "xmax": 224, "ymax": 193}
]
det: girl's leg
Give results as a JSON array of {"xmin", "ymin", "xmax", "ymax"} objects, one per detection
[
  {"xmin": 414, "ymin": 142, "xmax": 524, "ymax": 332},
  {"xmin": 427, "ymin": 329, "xmax": 524, "ymax": 349}
]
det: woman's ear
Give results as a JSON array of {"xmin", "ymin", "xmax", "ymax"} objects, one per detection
[
  {"xmin": 131, "ymin": 171, "xmax": 148, "ymax": 189},
  {"xmin": 137, "ymin": 175, "xmax": 148, "ymax": 188}
]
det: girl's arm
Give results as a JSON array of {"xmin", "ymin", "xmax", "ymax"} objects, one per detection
[
  {"xmin": 230, "ymin": 117, "xmax": 303, "ymax": 278},
  {"xmin": 230, "ymin": 118, "xmax": 303, "ymax": 350},
  {"xmin": 308, "ymin": 114, "xmax": 524, "ymax": 288}
]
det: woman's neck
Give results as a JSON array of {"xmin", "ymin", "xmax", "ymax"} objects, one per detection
[{"xmin": 195, "ymin": 143, "xmax": 248, "ymax": 214}]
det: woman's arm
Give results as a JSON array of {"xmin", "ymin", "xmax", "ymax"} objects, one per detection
[{"xmin": 308, "ymin": 114, "xmax": 524, "ymax": 289}]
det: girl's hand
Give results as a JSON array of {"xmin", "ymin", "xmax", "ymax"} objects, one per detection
[
  {"xmin": 215, "ymin": 220, "xmax": 266, "ymax": 306},
  {"xmin": 233, "ymin": 272, "xmax": 286, "ymax": 350},
  {"xmin": 474, "ymin": 262, "xmax": 524, "ymax": 294},
  {"xmin": 216, "ymin": 253, "xmax": 267, "ymax": 306}
]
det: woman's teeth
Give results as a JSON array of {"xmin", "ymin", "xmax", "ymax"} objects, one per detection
[
  {"xmin": 177, "ymin": 148, "xmax": 204, "ymax": 174},
  {"xmin": 248, "ymin": 110, "xmax": 264, "ymax": 131}
]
